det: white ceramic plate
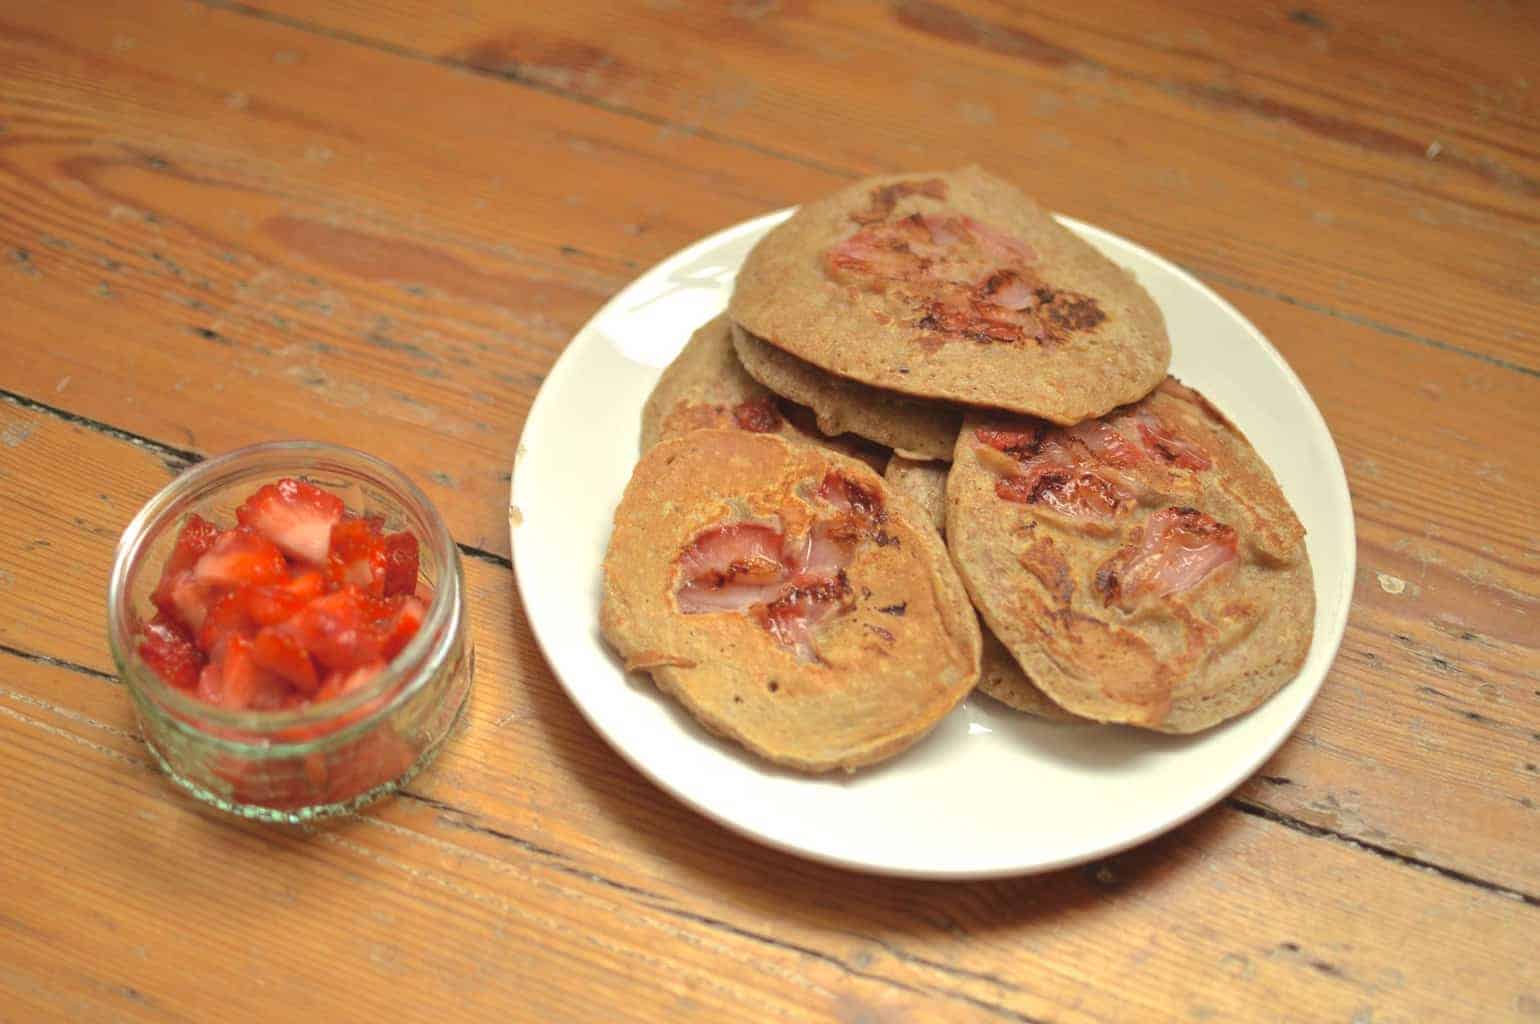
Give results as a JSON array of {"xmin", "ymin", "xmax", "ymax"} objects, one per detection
[{"xmin": 510, "ymin": 210, "xmax": 1354, "ymax": 878}]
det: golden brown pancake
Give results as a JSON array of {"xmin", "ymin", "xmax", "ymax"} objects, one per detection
[
  {"xmin": 884, "ymin": 456, "xmax": 1080, "ymax": 722},
  {"xmin": 730, "ymin": 166, "xmax": 1170, "ymax": 424},
  {"xmin": 733, "ymin": 324, "xmax": 962, "ymax": 461},
  {"xmin": 642, "ymin": 315, "xmax": 888, "ymax": 470},
  {"xmin": 601, "ymin": 430, "xmax": 981, "ymax": 772},
  {"xmin": 946, "ymin": 378, "xmax": 1314, "ymax": 733}
]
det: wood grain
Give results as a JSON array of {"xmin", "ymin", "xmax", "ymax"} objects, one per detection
[
  {"xmin": 235, "ymin": 0, "xmax": 1540, "ymax": 371},
  {"xmin": 0, "ymin": 0, "xmax": 833, "ymax": 554}
]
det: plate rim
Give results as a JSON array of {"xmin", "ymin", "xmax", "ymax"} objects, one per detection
[{"xmin": 509, "ymin": 207, "xmax": 1356, "ymax": 879}]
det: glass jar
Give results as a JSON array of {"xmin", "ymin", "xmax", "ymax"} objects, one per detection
[{"xmin": 107, "ymin": 441, "xmax": 473, "ymax": 822}]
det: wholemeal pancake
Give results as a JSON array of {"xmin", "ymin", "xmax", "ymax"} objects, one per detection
[
  {"xmin": 884, "ymin": 456, "xmax": 1080, "ymax": 722},
  {"xmin": 729, "ymin": 166, "xmax": 1170, "ymax": 424},
  {"xmin": 947, "ymin": 378, "xmax": 1314, "ymax": 733},
  {"xmin": 733, "ymin": 324, "xmax": 962, "ymax": 461},
  {"xmin": 641, "ymin": 314, "xmax": 886, "ymax": 470},
  {"xmin": 601, "ymin": 430, "xmax": 981, "ymax": 772}
]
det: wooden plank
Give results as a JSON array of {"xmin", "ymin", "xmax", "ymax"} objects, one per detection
[
  {"xmin": 234, "ymin": 0, "xmax": 1540, "ymax": 370},
  {"xmin": 4, "ymin": 647, "xmax": 1540, "ymax": 1023},
  {"xmin": 0, "ymin": 0, "xmax": 838, "ymax": 555},
  {"xmin": 2, "ymin": 320, "xmax": 1537, "ymax": 909}
]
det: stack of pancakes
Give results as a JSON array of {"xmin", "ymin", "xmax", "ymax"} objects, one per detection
[{"xmin": 603, "ymin": 167, "xmax": 1314, "ymax": 772}]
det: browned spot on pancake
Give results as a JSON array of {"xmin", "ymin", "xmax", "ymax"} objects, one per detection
[
  {"xmin": 850, "ymin": 178, "xmax": 948, "ymax": 224},
  {"xmin": 1039, "ymin": 289, "xmax": 1106, "ymax": 337},
  {"xmin": 1020, "ymin": 537, "xmax": 1074, "ymax": 604}
]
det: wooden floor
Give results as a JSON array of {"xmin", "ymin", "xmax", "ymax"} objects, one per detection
[{"xmin": 1, "ymin": 2, "xmax": 1536, "ymax": 1020}]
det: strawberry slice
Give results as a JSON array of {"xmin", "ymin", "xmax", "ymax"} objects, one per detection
[
  {"xmin": 151, "ymin": 513, "xmax": 223, "ymax": 627},
  {"xmin": 379, "ymin": 595, "xmax": 427, "ymax": 659},
  {"xmin": 219, "ymin": 635, "xmax": 292, "ymax": 710},
  {"xmin": 137, "ymin": 613, "xmax": 204, "ymax": 690},
  {"xmin": 381, "ymin": 531, "xmax": 419, "ymax": 597},
  {"xmin": 198, "ymin": 587, "xmax": 258, "ymax": 654},
  {"xmin": 247, "ymin": 571, "xmax": 325, "ymax": 626},
  {"xmin": 164, "ymin": 513, "xmax": 222, "ymax": 577},
  {"xmin": 251, "ymin": 627, "xmax": 320, "ymax": 693},
  {"xmin": 291, "ymin": 587, "xmax": 382, "ymax": 671},
  {"xmin": 194, "ymin": 527, "xmax": 287, "ymax": 588},
  {"xmin": 151, "ymin": 570, "xmax": 216, "ymax": 633},
  {"xmin": 236, "ymin": 478, "xmax": 345, "ymax": 564},
  {"xmin": 329, "ymin": 516, "xmax": 388, "ymax": 596}
]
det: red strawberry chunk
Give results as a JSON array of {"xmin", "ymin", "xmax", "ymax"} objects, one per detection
[
  {"xmin": 329, "ymin": 516, "xmax": 388, "ymax": 596},
  {"xmin": 381, "ymin": 531, "xmax": 419, "ymax": 597},
  {"xmin": 194, "ymin": 527, "xmax": 287, "ymax": 588},
  {"xmin": 164, "ymin": 513, "xmax": 221, "ymax": 577},
  {"xmin": 151, "ymin": 570, "xmax": 216, "ymax": 633},
  {"xmin": 220, "ymin": 635, "xmax": 291, "ymax": 710},
  {"xmin": 247, "ymin": 572, "xmax": 325, "ymax": 626},
  {"xmin": 292, "ymin": 588, "xmax": 382, "ymax": 671},
  {"xmin": 138, "ymin": 614, "xmax": 204, "ymax": 690},
  {"xmin": 380, "ymin": 595, "xmax": 427, "ymax": 660},
  {"xmin": 251, "ymin": 627, "xmax": 320, "ymax": 693},
  {"xmin": 236, "ymin": 478, "xmax": 345, "ymax": 564},
  {"xmin": 198, "ymin": 587, "xmax": 258, "ymax": 653}
]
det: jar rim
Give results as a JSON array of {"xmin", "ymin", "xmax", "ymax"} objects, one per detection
[{"xmin": 107, "ymin": 439, "xmax": 462, "ymax": 738}]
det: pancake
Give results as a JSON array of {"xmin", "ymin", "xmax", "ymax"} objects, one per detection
[
  {"xmin": 641, "ymin": 314, "xmax": 887, "ymax": 470},
  {"xmin": 601, "ymin": 430, "xmax": 982, "ymax": 772},
  {"xmin": 729, "ymin": 166, "xmax": 1170, "ymax": 424},
  {"xmin": 884, "ymin": 456, "xmax": 1080, "ymax": 722},
  {"xmin": 946, "ymin": 377, "xmax": 1314, "ymax": 733},
  {"xmin": 733, "ymin": 323, "xmax": 962, "ymax": 461},
  {"xmin": 882, "ymin": 456, "xmax": 948, "ymax": 533}
]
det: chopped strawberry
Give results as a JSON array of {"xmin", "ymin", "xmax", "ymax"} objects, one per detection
[
  {"xmin": 236, "ymin": 478, "xmax": 345, "ymax": 564},
  {"xmin": 251, "ymin": 627, "xmax": 320, "ymax": 693},
  {"xmin": 163, "ymin": 513, "xmax": 222, "ymax": 578},
  {"xmin": 151, "ymin": 515, "xmax": 224, "ymax": 626},
  {"xmin": 198, "ymin": 587, "xmax": 257, "ymax": 653},
  {"xmin": 194, "ymin": 527, "xmax": 287, "ymax": 588},
  {"xmin": 151, "ymin": 570, "xmax": 216, "ymax": 633},
  {"xmin": 137, "ymin": 479, "xmax": 430, "ymax": 716},
  {"xmin": 137, "ymin": 614, "xmax": 204, "ymax": 690},
  {"xmin": 381, "ymin": 531, "xmax": 419, "ymax": 597},
  {"xmin": 247, "ymin": 572, "xmax": 324, "ymax": 626},
  {"xmin": 379, "ymin": 595, "xmax": 427, "ymax": 660},
  {"xmin": 220, "ymin": 635, "xmax": 291, "ymax": 710},
  {"xmin": 329, "ymin": 516, "xmax": 388, "ymax": 596},
  {"xmin": 314, "ymin": 660, "xmax": 387, "ymax": 704},
  {"xmin": 291, "ymin": 587, "xmax": 381, "ymax": 671},
  {"xmin": 196, "ymin": 661, "xmax": 226, "ymax": 706}
]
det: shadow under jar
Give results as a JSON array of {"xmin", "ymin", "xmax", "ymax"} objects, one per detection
[{"xmin": 108, "ymin": 441, "xmax": 474, "ymax": 823}]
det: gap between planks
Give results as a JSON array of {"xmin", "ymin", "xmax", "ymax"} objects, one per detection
[
  {"xmin": 186, "ymin": 0, "xmax": 1540, "ymax": 383},
  {"xmin": 2, "ymin": 384, "xmax": 1535, "ymax": 911},
  {"xmin": 0, "ymin": 389, "xmax": 513, "ymax": 572}
]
